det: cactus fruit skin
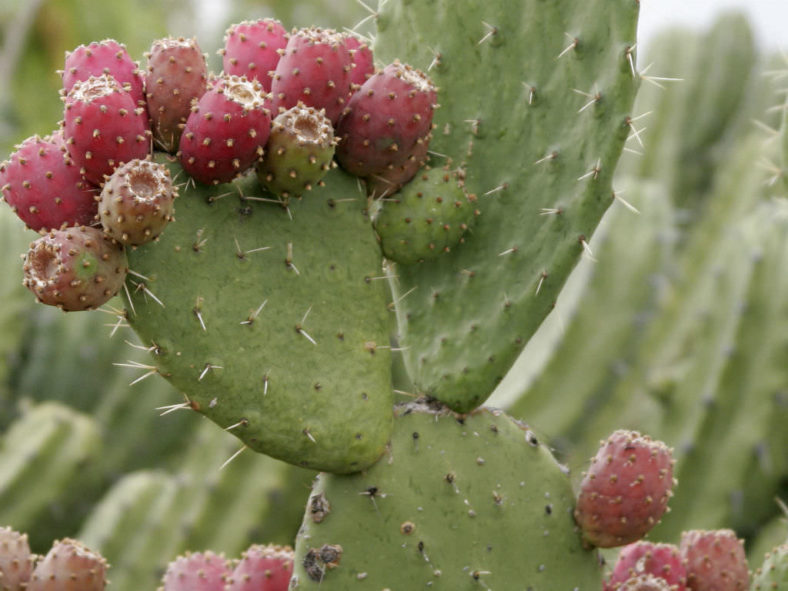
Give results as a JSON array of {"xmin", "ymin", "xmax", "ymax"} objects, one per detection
[
  {"xmin": 335, "ymin": 61, "xmax": 436, "ymax": 181},
  {"xmin": 574, "ymin": 430, "xmax": 674, "ymax": 548},
  {"xmin": 178, "ymin": 75, "xmax": 270, "ymax": 185},
  {"xmin": 606, "ymin": 542, "xmax": 687, "ymax": 591},
  {"xmin": 344, "ymin": 35, "xmax": 374, "ymax": 89},
  {"xmin": 256, "ymin": 104, "xmax": 336, "ymax": 199},
  {"xmin": 221, "ymin": 19, "xmax": 289, "ymax": 92},
  {"xmin": 225, "ymin": 544, "xmax": 293, "ymax": 591},
  {"xmin": 145, "ymin": 37, "xmax": 208, "ymax": 152},
  {"xmin": 98, "ymin": 158, "xmax": 176, "ymax": 245},
  {"xmin": 372, "ymin": 164, "xmax": 477, "ymax": 264},
  {"xmin": 63, "ymin": 74, "xmax": 150, "ymax": 186},
  {"xmin": 270, "ymin": 27, "xmax": 352, "ymax": 125},
  {"xmin": 618, "ymin": 575, "xmax": 672, "ymax": 591},
  {"xmin": 0, "ymin": 526, "xmax": 33, "ymax": 591},
  {"xmin": 23, "ymin": 226, "xmax": 128, "ymax": 311},
  {"xmin": 159, "ymin": 551, "xmax": 230, "ymax": 591},
  {"xmin": 752, "ymin": 544, "xmax": 788, "ymax": 590},
  {"xmin": 61, "ymin": 39, "xmax": 145, "ymax": 108},
  {"xmin": 291, "ymin": 402, "xmax": 602, "ymax": 589},
  {"xmin": 27, "ymin": 538, "xmax": 107, "ymax": 591},
  {"xmin": 364, "ymin": 132, "xmax": 429, "ymax": 199},
  {"xmin": 679, "ymin": 530, "xmax": 749, "ymax": 591},
  {"xmin": 0, "ymin": 135, "xmax": 98, "ymax": 232}
]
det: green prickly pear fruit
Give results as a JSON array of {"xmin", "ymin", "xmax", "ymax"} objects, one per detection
[
  {"xmin": 28, "ymin": 538, "xmax": 107, "ymax": 591},
  {"xmin": 372, "ymin": 163, "xmax": 478, "ymax": 264},
  {"xmin": 256, "ymin": 104, "xmax": 336, "ymax": 199},
  {"xmin": 752, "ymin": 544, "xmax": 788, "ymax": 590},
  {"xmin": 0, "ymin": 526, "xmax": 33, "ymax": 591}
]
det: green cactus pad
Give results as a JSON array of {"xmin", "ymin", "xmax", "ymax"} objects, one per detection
[
  {"xmin": 375, "ymin": 0, "xmax": 640, "ymax": 412},
  {"xmin": 291, "ymin": 401, "xmax": 601, "ymax": 589},
  {"xmin": 124, "ymin": 156, "xmax": 393, "ymax": 474},
  {"xmin": 752, "ymin": 544, "xmax": 788, "ymax": 590},
  {"xmin": 372, "ymin": 164, "xmax": 477, "ymax": 264}
]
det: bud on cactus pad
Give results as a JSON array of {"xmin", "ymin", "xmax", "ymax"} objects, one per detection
[
  {"xmin": 0, "ymin": 526, "xmax": 34, "ymax": 591},
  {"xmin": 23, "ymin": 226, "xmax": 128, "ymax": 311},
  {"xmin": 221, "ymin": 19, "xmax": 289, "ymax": 92},
  {"xmin": 226, "ymin": 544, "xmax": 294, "ymax": 591},
  {"xmin": 28, "ymin": 538, "xmax": 107, "ymax": 591},
  {"xmin": 99, "ymin": 158, "xmax": 176, "ymax": 245},
  {"xmin": 0, "ymin": 134, "xmax": 98, "ymax": 231},
  {"xmin": 618, "ymin": 574, "xmax": 672, "ymax": 591},
  {"xmin": 256, "ymin": 103, "xmax": 335, "ymax": 199},
  {"xmin": 679, "ymin": 529, "xmax": 749, "ymax": 591},
  {"xmin": 178, "ymin": 75, "xmax": 270, "ymax": 185},
  {"xmin": 752, "ymin": 544, "xmax": 788, "ymax": 590},
  {"xmin": 372, "ymin": 164, "xmax": 478, "ymax": 264},
  {"xmin": 606, "ymin": 542, "xmax": 687, "ymax": 591},
  {"xmin": 574, "ymin": 430, "xmax": 675, "ymax": 548},
  {"xmin": 63, "ymin": 74, "xmax": 150, "ymax": 186},
  {"xmin": 145, "ymin": 37, "xmax": 208, "ymax": 152},
  {"xmin": 159, "ymin": 551, "xmax": 230, "ymax": 591}
]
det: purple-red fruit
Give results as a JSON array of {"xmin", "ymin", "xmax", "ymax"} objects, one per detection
[
  {"xmin": 63, "ymin": 74, "xmax": 150, "ymax": 186},
  {"xmin": 145, "ymin": 37, "xmax": 208, "ymax": 152},
  {"xmin": 225, "ymin": 544, "xmax": 294, "ymax": 591},
  {"xmin": 270, "ymin": 27, "xmax": 352, "ymax": 125},
  {"xmin": 335, "ymin": 60, "xmax": 436, "ymax": 180},
  {"xmin": 221, "ymin": 19, "xmax": 288, "ymax": 92},
  {"xmin": 179, "ymin": 75, "xmax": 270, "ymax": 185},
  {"xmin": 680, "ymin": 529, "xmax": 749, "ymax": 591},
  {"xmin": 99, "ymin": 158, "xmax": 176, "ymax": 245},
  {"xmin": 23, "ymin": 226, "xmax": 128, "ymax": 311},
  {"xmin": 365, "ymin": 133, "xmax": 430, "ymax": 198},
  {"xmin": 61, "ymin": 39, "xmax": 145, "ymax": 108},
  {"xmin": 159, "ymin": 551, "xmax": 230, "ymax": 591},
  {"xmin": 344, "ymin": 35, "xmax": 375, "ymax": 90},
  {"xmin": 257, "ymin": 103, "xmax": 335, "ymax": 198},
  {"xmin": 0, "ymin": 134, "xmax": 98, "ymax": 231},
  {"xmin": 574, "ymin": 430, "xmax": 675, "ymax": 548},
  {"xmin": 618, "ymin": 574, "xmax": 672, "ymax": 591},
  {"xmin": 605, "ymin": 542, "xmax": 687, "ymax": 591},
  {"xmin": 27, "ymin": 538, "xmax": 107, "ymax": 591},
  {"xmin": 0, "ymin": 526, "xmax": 34, "ymax": 591}
]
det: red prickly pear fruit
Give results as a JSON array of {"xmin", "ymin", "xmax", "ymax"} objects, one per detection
[
  {"xmin": 27, "ymin": 538, "xmax": 107, "ymax": 591},
  {"xmin": 256, "ymin": 103, "xmax": 336, "ymax": 199},
  {"xmin": 335, "ymin": 60, "xmax": 437, "ymax": 180},
  {"xmin": 63, "ymin": 74, "xmax": 151, "ymax": 186},
  {"xmin": 220, "ymin": 19, "xmax": 289, "ymax": 92},
  {"xmin": 23, "ymin": 226, "xmax": 128, "ymax": 311},
  {"xmin": 365, "ymin": 133, "xmax": 430, "ymax": 199},
  {"xmin": 606, "ymin": 542, "xmax": 688, "ymax": 591},
  {"xmin": 145, "ymin": 37, "xmax": 208, "ymax": 152},
  {"xmin": 618, "ymin": 574, "xmax": 673, "ymax": 591},
  {"xmin": 225, "ymin": 544, "xmax": 294, "ymax": 591},
  {"xmin": 0, "ymin": 134, "xmax": 98, "ymax": 231},
  {"xmin": 574, "ymin": 429, "xmax": 675, "ymax": 548},
  {"xmin": 270, "ymin": 27, "xmax": 353, "ymax": 125},
  {"xmin": 61, "ymin": 39, "xmax": 145, "ymax": 108},
  {"xmin": 179, "ymin": 75, "xmax": 271, "ymax": 185},
  {"xmin": 99, "ymin": 158, "xmax": 176, "ymax": 245},
  {"xmin": 0, "ymin": 526, "xmax": 34, "ymax": 591},
  {"xmin": 680, "ymin": 529, "xmax": 749, "ymax": 591},
  {"xmin": 158, "ymin": 551, "xmax": 231, "ymax": 591},
  {"xmin": 344, "ymin": 35, "xmax": 375, "ymax": 90}
]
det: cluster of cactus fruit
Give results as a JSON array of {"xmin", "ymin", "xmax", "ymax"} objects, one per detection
[{"xmin": 1, "ymin": 0, "xmax": 788, "ymax": 588}]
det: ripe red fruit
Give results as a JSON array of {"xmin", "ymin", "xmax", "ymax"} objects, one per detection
[
  {"xmin": 606, "ymin": 541, "xmax": 687, "ymax": 591},
  {"xmin": 680, "ymin": 529, "xmax": 749, "ymax": 591},
  {"xmin": 160, "ymin": 551, "xmax": 230, "ymax": 591},
  {"xmin": 225, "ymin": 544, "xmax": 294, "ymax": 591},
  {"xmin": 221, "ymin": 19, "xmax": 289, "ymax": 92}
]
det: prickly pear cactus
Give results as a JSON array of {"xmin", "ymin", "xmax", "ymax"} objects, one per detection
[{"xmin": 291, "ymin": 402, "xmax": 602, "ymax": 589}]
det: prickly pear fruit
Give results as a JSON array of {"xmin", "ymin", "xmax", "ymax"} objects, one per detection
[
  {"xmin": 335, "ymin": 61, "xmax": 436, "ymax": 180},
  {"xmin": 752, "ymin": 544, "xmax": 788, "ymax": 590},
  {"xmin": 618, "ymin": 574, "xmax": 672, "ymax": 591},
  {"xmin": 23, "ymin": 226, "xmax": 128, "ymax": 311},
  {"xmin": 158, "ymin": 551, "xmax": 230, "ymax": 591},
  {"xmin": 606, "ymin": 542, "xmax": 687, "ymax": 591},
  {"xmin": 372, "ymin": 164, "xmax": 477, "ymax": 264},
  {"xmin": 574, "ymin": 430, "xmax": 675, "ymax": 548},
  {"xmin": 63, "ymin": 74, "xmax": 150, "ymax": 186},
  {"xmin": 98, "ymin": 158, "xmax": 176, "ymax": 245},
  {"xmin": 178, "ymin": 75, "xmax": 270, "ymax": 185},
  {"xmin": 145, "ymin": 37, "xmax": 208, "ymax": 152},
  {"xmin": 679, "ymin": 529, "xmax": 749, "ymax": 591},
  {"xmin": 0, "ymin": 526, "xmax": 34, "ymax": 591},
  {"xmin": 344, "ymin": 35, "xmax": 374, "ymax": 89},
  {"xmin": 221, "ymin": 19, "xmax": 288, "ymax": 92},
  {"xmin": 256, "ymin": 104, "xmax": 335, "ymax": 199},
  {"xmin": 27, "ymin": 538, "xmax": 107, "ymax": 591},
  {"xmin": 0, "ymin": 134, "xmax": 98, "ymax": 231},
  {"xmin": 364, "ymin": 131, "xmax": 429, "ymax": 199},
  {"xmin": 61, "ymin": 39, "xmax": 145, "ymax": 107},
  {"xmin": 225, "ymin": 544, "xmax": 294, "ymax": 591},
  {"xmin": 270, "ymin": 27, "xmax": 352, "ymax": 125}
]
